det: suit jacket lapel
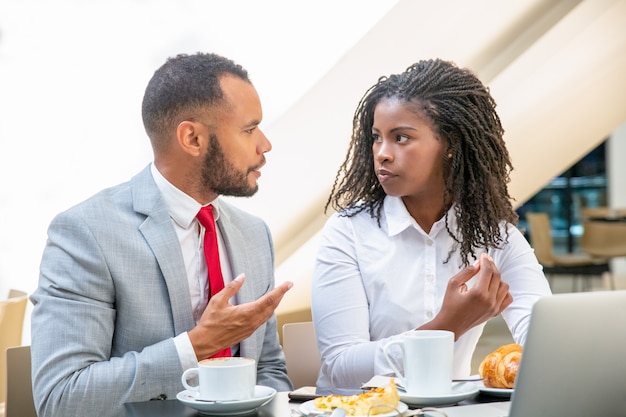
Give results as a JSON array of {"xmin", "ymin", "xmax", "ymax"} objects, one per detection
[
  {"xmin": 216, "ymin": 204, "xmax": 253, "ymax": 301},
  {"xmin": 217, "ymin": 201, "xmax": 259, "ymax": 356},
  {"xmin": 132, "ymin": 166, "xmax": 195, "ymax": 335}
]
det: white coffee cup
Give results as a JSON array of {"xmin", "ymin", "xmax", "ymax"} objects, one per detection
[
  {"xmin": 383, "ymin": 330, "xmax": 454, "ymax": 396},
  {"xmin": 181, "ymin": 357, "xmax": 256, "ymax": 401}
]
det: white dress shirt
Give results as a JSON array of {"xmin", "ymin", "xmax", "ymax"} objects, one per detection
[
  {"xmin": 311, "ymin": 196, "xmax": 552, "ymax": 390},
  {"xmin": 150, "ymin": 163, "xmax": 237, "ymax": 370}
]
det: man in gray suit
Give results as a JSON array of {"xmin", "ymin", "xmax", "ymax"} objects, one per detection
[{"xmin": 30, "ymin": 52, "xmax": 294, "ymax": 417}]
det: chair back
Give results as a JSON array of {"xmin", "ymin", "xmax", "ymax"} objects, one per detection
[
  {"xmin": 580, "ymin": 206, "xmax": 613, "ymax": 220},
  {"xmin": 5, "ymin": 345, "xmax": 37, "ymax": 417},
  {"xmin": 0, "ymin": 289, "xmax": 28, "ymax": 405},
  {"xmin": 282, "ymin": 321, "xmax": 321, "ymax": 388},
  {"xmin": 581, "ymin": 206, "xmax": 626, "ymax": 219},
  {"xmin": 580, "ymin": 220, "xmax": 626, "ymax": 258},
  {"xmin": 525, "ymin": 212, "xmax": 557, "ymax": 266}
]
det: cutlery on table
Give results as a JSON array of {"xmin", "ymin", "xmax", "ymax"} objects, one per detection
[{"xmin": 452, "ymin": 377, "xmax": 486, "ymax": 382}]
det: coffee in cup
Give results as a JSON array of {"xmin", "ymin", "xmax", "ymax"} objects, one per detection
[{"xmin": 181, "ymin": 357, "xmax": 256, "ymax": 401}]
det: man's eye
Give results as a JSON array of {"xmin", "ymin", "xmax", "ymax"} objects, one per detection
[{"xmin": 244, "ymin": 127, "xmax": 256, "ymax": 134}]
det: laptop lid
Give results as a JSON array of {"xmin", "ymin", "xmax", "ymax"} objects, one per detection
[{"xmin": 509, "ymin": 290, "xmax": 626, "ymax": 417}]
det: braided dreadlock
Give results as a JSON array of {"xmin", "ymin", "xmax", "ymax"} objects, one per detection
[{"xmin": 326, "ymin": 58, "xmax": 518, "ymax": 266}]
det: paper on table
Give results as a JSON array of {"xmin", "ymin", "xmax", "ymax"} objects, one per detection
[
  {"xmin": 360, "ymin": 375, "xmax": 405, "ymax": 390},
  {"xmin": 361, "ymin": 375, "xmax": 484, "ymax": 391}
]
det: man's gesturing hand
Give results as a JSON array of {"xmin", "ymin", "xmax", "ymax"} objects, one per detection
[{"xmin": 189, "ymin": 273, "xmax": 293, "ymax": 360}]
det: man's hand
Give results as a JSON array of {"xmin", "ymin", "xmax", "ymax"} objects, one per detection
[
  {"xmin": 188, "ymin": 274, "xmax": 293, "ymax": 359},
  {"xmin": 424, "ymin": 253, "xmax": 512, "ymax": 339}
]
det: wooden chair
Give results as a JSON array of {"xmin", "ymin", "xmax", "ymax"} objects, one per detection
[
  {"xmin": 0, "ymin": 289, "xmax": 28, "ymax": 407},
  {"xmin": 581, "ymin": 206, "xmax": 626, "ymax": 220},
  {"xmin": 580, "ymin": 206, "xmax": 613, "ymax": 220},
  {"xmin": 282, "ymin": 322, "xmax": 321, "ymax": 388},
  {"xmin": 579, "ymin": 220, "xmax": 626, "ymax": 289},
  {"xmin": 5, "ymin": 345, "xmax": 37, "ymax": 417},
  {"xmin": 525, "ymin": 212, "xmax": 610, "ymax": 291},
  {"xmin": 580, "ymin": 220, "xmax": 626, "ymax": 258}
]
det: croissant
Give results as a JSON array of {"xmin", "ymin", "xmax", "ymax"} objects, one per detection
[{"xmin": 478, "ymin": 343, "xmax": 522, "ymax": 389}]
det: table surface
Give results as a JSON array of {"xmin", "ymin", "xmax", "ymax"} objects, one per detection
[
  {"xmin": 587, "ymin": 216, "xmax": 626, "ymax": 222},
  {"xmin": 124, "ymin": 390, "xmax": 510, "ymax": 417}
]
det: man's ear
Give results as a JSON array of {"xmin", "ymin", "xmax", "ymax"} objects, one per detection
[{"xmin": 176, "ymin": 120, "xmax": 204, "ymax": 157}]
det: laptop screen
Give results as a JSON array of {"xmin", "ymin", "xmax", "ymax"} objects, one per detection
[{"xmin": 509, "ymin": 290, "xmax": 626, "ymax": 417}]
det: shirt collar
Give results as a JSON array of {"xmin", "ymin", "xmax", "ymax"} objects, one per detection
[
  {"xmin": 150, "ymin": 163, "xmax": 219, "ymax": 229},
  {"xmin": 383, "ymin": 195, "xmax": 454, "ymax": 236},
  {"xmin": 384, "ymin": 196, "xmax": 416, "ymax": 236}
]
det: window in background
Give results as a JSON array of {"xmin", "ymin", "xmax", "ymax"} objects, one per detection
[{"xmin": 516, "ymin": 140, "xmax": 607, "ymax": 254}]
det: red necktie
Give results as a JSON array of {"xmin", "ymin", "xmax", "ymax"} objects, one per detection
[{"xmin": 197, "ymin": 205, "xmax": 231, "ymax": 358}]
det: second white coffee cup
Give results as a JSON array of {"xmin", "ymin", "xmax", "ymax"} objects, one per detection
[
  {"xmin": 383, "ymin": 330, "xmax": 454, "ymax": 397},
  {"xmin": 181, "ymin": 357, "xmax": 256, "ymax": 401}
]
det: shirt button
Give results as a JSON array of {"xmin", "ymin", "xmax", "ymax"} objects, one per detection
[
  {"xmin": 426, "ymin": 239, "xmax": 434, "ymax": 246},
  {"xmin": 426, "ymin": 274, "xmax": 434, "ymax": 282},
  {"xmin": 426, "ymin": 311, "xmax": 434, "ymax": 319}
]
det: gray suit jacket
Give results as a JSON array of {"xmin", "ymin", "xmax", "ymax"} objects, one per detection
[{"xmin": 30, "ymin": 166, "xmax": 292, "ymax": 417}]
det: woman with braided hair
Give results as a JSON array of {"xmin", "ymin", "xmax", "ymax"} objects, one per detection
[{"xmin": 311, "ymin": 58, "xmax": 552, "ymax": 391}]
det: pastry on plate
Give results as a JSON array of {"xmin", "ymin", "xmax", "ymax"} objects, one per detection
[
  {"xmin": 313, "ymin": 378, "xmax": 400, "ymax": 416},
  {"xmin": 478, "ymin": 343, "xmax": 522, "ymax": 389}
]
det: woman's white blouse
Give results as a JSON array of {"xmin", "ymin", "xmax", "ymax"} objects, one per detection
[{"xmin": 311, "ymin": 196, "xmax": 552, "ymax": 390}]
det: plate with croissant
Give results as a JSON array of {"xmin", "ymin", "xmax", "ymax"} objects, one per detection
[{"xmin": 477, "ymin": 343, "xmax": 522, "ymax": 398}]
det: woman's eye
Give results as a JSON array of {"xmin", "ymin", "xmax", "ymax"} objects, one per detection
[
  {"xmin": 396, "ymin": 134, "xmax": 409, "ymax": 143},
  {"xmin": 371, "ymin": 133, "xmax": 381, "ymax": 142}
]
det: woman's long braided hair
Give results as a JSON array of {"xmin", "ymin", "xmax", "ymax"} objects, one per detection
[{"xmin": 325, "ymin": 58, "xmax": 518, "ymax": 266}]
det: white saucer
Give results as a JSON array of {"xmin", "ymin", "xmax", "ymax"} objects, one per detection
[
  {"xmin": 300, "ymin": 400, "xmax": 408, "ymax": 417},
  {"xmin": 398, "ymin": 382, "xmax": 479, "ymax": 406},
  {"xmin": 478, "ymin": 383, "xmax": 514, "ymax": 398},
  {"xmin": 177, "ymin": 385, "xmax": 276, "ymax": 415}
]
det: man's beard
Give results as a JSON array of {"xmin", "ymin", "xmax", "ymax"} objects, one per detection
[{"xmin": 201, "ymin": 133, "xmax": 259, "ymax": 197}]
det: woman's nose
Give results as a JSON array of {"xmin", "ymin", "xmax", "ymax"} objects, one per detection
[{"xmin": 374, "ymin": 141, "xmax": 392, "ymax": 163}]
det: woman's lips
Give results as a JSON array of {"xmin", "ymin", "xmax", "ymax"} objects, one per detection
[{"xmin": 376, "ymin": 168, "xmax": 396, "ymax": 184}]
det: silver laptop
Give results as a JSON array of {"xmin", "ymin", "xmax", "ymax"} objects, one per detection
[{"xmin": 442, "ymin": 290, "xmax": 626, "ymax": 417}]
